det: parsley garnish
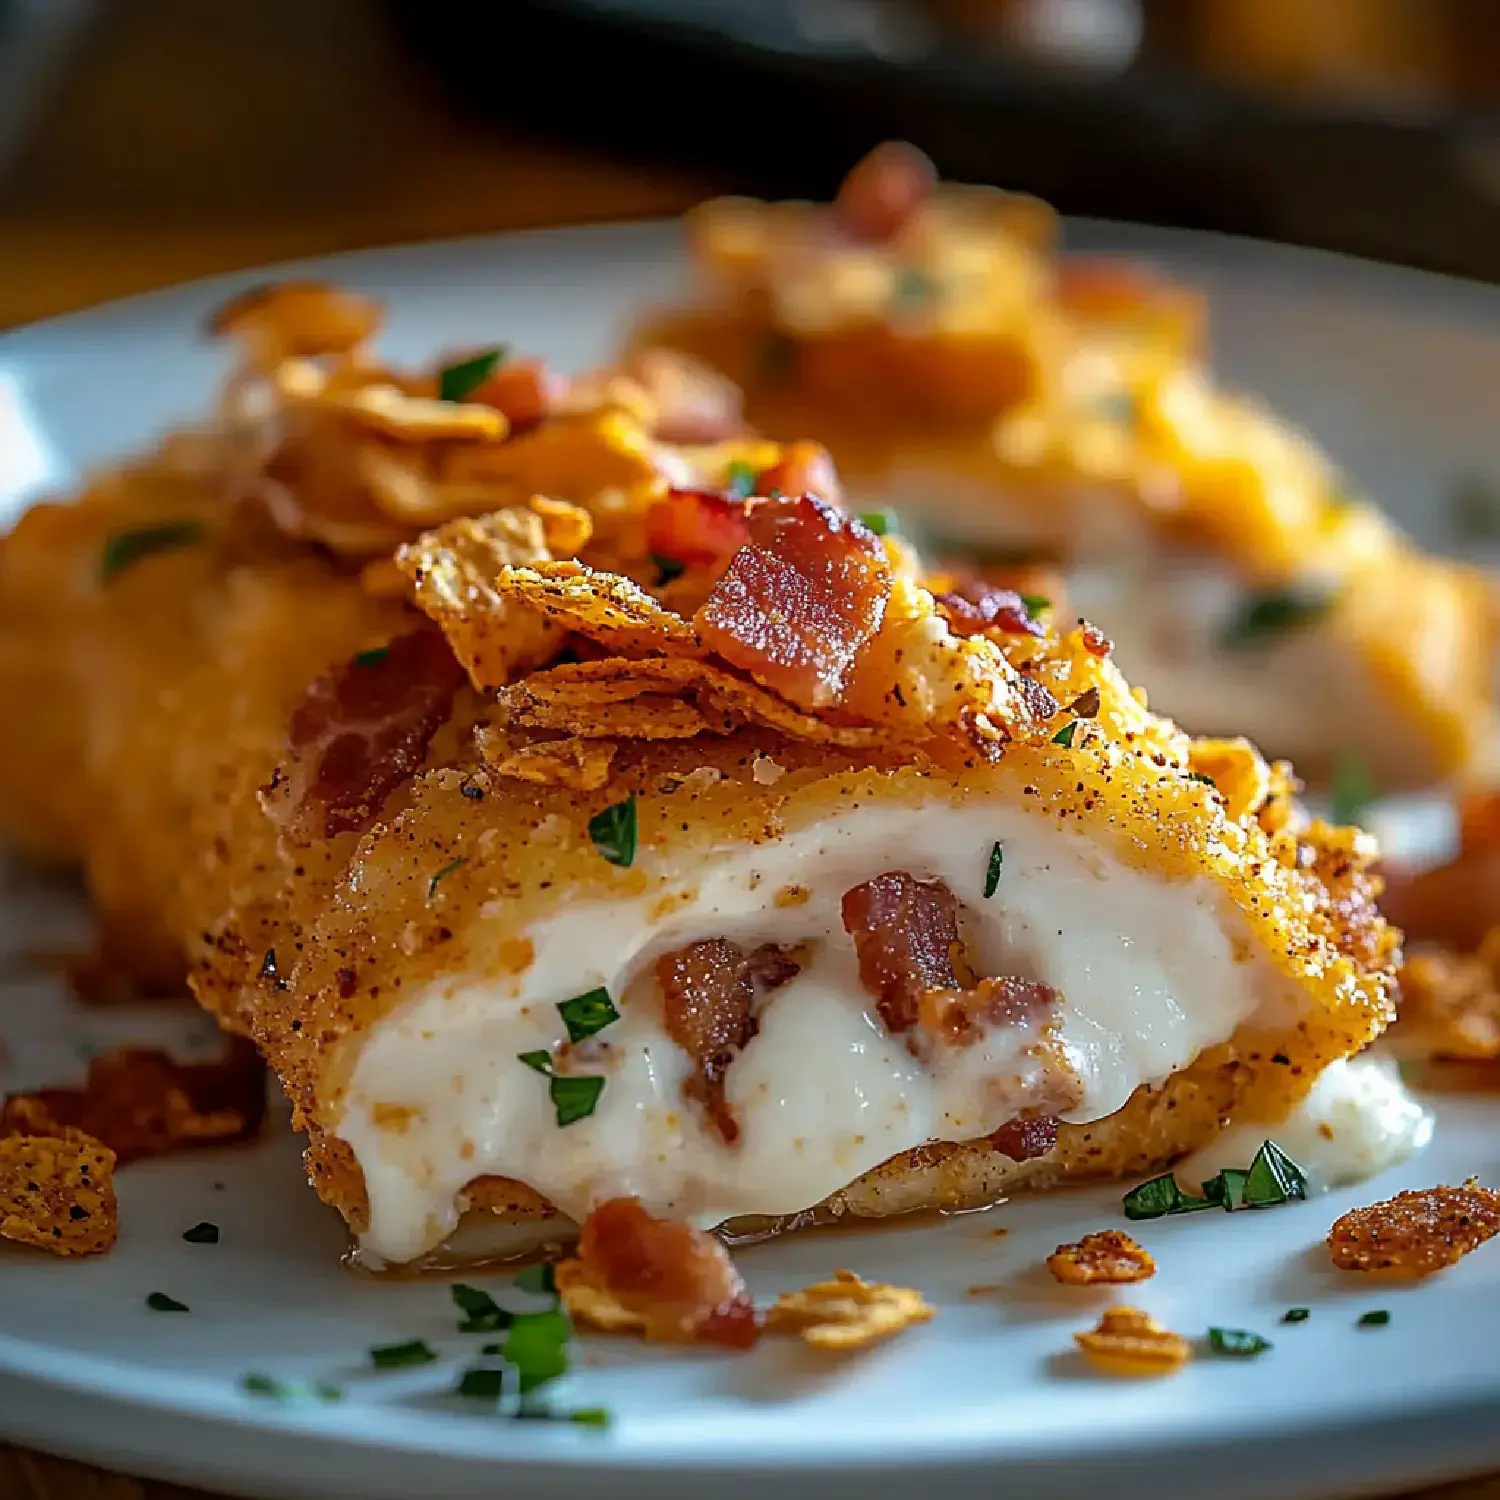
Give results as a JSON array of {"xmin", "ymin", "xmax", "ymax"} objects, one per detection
[
  {"xmin": 858, "ymin": 510, "xmax": 897, "ymax": 537},
  {"xmin": 452, "ymin": 1282, "xmax": 512, "ymax": 1334},
  {"xmin": 437, "ymin": 347, "xmax": 506, "ymax": 403},
  {"xmin": 242, "ymin": 1373, "xmax": 342, "ymax": 1402},
  {"xmin": 1358, "ymin": 1309, "xmax": 1391, "ymax": 1327},
  {"xmin": 181, "ymin": 1221, "xmax": 219, "ymax": 1245},
  {"xmin": 427, "ymin": 856, "xmax": 467, "ymax": 900},
  {"xmin": 1200, "ymin": 1167, "xmax": 1250, "ymax": 1211},
  {"xmin": 556, "ymin": 988, "xmax": 619, "ymax": 1043},
  {"xmin": 456, "ymin": 1362, "xmax": 510, "ymax": 1400},
  {"xmin": 588, "ymin": 795, "xmax": 637, "ymax": 868},
  {"xmin": 515, "ymin": 1261, "xmax": 558, "ymax": 1298},
  {"xmin": 652, "ymin": 553, "xmax": 687, "ymax": 586},
  {"xmin": 893, "ymin": 265, "xmax": 938, "ymax": 305},
  {"xmin": 561, "ymin": 1407, "xmax": 612, "ymax": 1427},
  {"xmin": 518, "ymin": 1051, "xmax": 607, "ymax": 1127},
  {"xmin": 351, "ymin": 645, "xmax": 390, "ymax": 669},
  {"xmin": 1220, "ymin": 588, "xmax": 1333, "ymax": 651},
  {"xmin": 1208, "ymin": 1327, "xmax": 1273, "ymax": 1358},
  {"xmin": 1330, "ymin": 753, "xmax": 1376, "ymax": 827},
  {"xmin": 1282, "ymin": 1307, "xmax": 1310, "ymax": 1323},
  {"xmin": 1187, "ymin": 771, "xmax": 1217, "ymax": 788},
  {"xmin": 725, "ymin": 460, "xmax": 758, "ymax": 499},
  {"xmin": 1241, "ymin": 1140, "xmax": 1308, "ymax": 1208},
  {"xmin": 982, "ymin": 842, "xmax": 1003, "ymax": 899},
  {"xmin": 1019, "ymin": 593, "xmax": 1050, "ymax": 619},
  {"xmin": 146, "ymin": 1292, "xmax": 189, "ymax": 1312},
  {"xmin": 100, "ymin": 520, "xmax": 204, "ymax": 583},
  {"xmin": 259, "ymin": 948, "xmax": 278, "ymax": 981},
  {"xmin": 499, "ymin": 1307, "xmax": 572, "ymax": 1393},
  {"xmin": 1121, "ymin": 1172, "xmax": 1214, "ymax": 1221},
  {"xmin": 1051, "ymin": 721, "xmax": 1079, "ymax": 748},
  {"xmin": 370, "ymin": 1339, "xmax": 438, "ymax": 1369}
]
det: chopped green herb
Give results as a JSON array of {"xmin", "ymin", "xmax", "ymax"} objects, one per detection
[
  {"xmin": 564, "ymin": 1407, "xmax": 612, "ymax": 1428},
  {"xmin": 515, "ymin": 1261, "xmax": 558, "ymax": 1300},
  {"xmin": 259, "ymin": 948, "xmax": 279, "ymax": 981},
  {"xmin": 893, "ymin": 265, "xmax": 938, "ymax": 306},
  {"xmin": 1282, "ymin": 1308, "xmax": 1311, "ymax": 1324},
  {"xmin": 241, "ymin": 1373, "xmax": 342, "ymax": 1402},
  {"xmin": 351, "ymin": 645, "xmax": 390, "ymax": 669},
  {"xmin": 550, "ymin": 1074, "xmax": 606, "ymax": 1127},
  {"xmin": 588, "ymin": 795, "xmax": 637, "ymax": 868},
  {"xmin": 438, "ymin": 347, "xmax": 506, "ymax": 403},
  {"xmin": 456, "ymin": 1362, "xmax": 510, "ymax": 1400},
  {"xmin": 1242, "ymin": 1140, "xmax": 1308, "ymax": 1209},
  {"xmin": 1220, "ymin": 588, "xmax": 1334, "ymax": 651},
  {"xmin": 1019, "ymin": 593, "xmax": 1051, "ymax": 620},
  {"xmin": 1449, "ymin": 474, "xmax": 1500, "ymax": 542},
  {"xmin": 1330, "ymin": 753, "xmax": 1376, "ymax": 827},
  {"xmin": 460, "ymin": 780, "xmax": 485, "ymax": 802},
  {"xmin": 1121, "ymin": 1172, "xmax": 1214, "ymax": 1221},
  {"xmin": 857, "ymin": 510, "xmax": 897, "ymax": 537},
  {"xmin": 452, "ymin": 1282, "xmax": 512, "ymax": 1334},
  {"xmin": 982, "ymin": 841, "xmax": 1003, "ymax": 899},
  {"xmin": 1358, "ymin": 1309, "xmax": 1391, "ymax": 1327},
  {"xmin": 725, "ymin": 460, "xmax": 758, "ymax": 499},
  {"xmin": 500, "ymin": 1307, "xmax": 573, "ymax": 1393},
  {"xmin": 651, "ymin": 553, "xmax": 686, "ymax": 586},
  {"xmin": 427, "ymin": 856, "xmax": 467, "ymax": 900},
  {"xmin": 100, "ymin": 520, "xmax": 204, "ymax": 583},
  {"xmin": 1207, "ymin": 1327, "xmax": 1273, "ymax": 1358},
  {"xmin": 556, "ymin": 988, "xmax": 619, "ymax": 1044},
  {"xmin": 1051, "ymin": 721, "xmax": 1079, "ymax": 748},
  {"xmin": 146, "ymin": 1292, "xmax": 189, "ymax": 1312},
  {"xmin": 518, "ymin": 1049, "xmax": 553, "ymax": 1075},
  {"xmin": 370, "ymin": 1339, "xmax": 438, "ymax": 1369},
  {"xmin": 1187, "ymin": 771, "xmax": 1217, "ymax": 788},
  {"xmin": 181, "ymin": 1221, "xmax": 220, "ymax": 1245},
  {"xmin": 1200, "ymin": 1168, "xmax": 1250, "ymax": 1212}
]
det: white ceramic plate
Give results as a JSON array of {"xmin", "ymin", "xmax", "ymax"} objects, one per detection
[{"xmin": 3, "ymin": 222, "xmax": 1500, "ymax": 1500}]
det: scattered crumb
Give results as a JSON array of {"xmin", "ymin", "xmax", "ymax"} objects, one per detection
[
  {"xmin": 0, "ymin": 1130, "xmax": 118, "ymax": 1256},
  {"xmin": 766, "ymin": 1269, "xmax": 933, "ymax": 1351},
  {"xmin": 1328, "ymin": 1179, "xmax": 1500, "ymax": 1277},
  {"xmin": 1075, "ymin": 1306, "xmax": 1190, "ymax": 1376},
  {"xmin": 751, "ymin": 755, "xmax": 785, "ymax": 786},
  {"xmin": 1047, "ymin": 1230, "xmax": 1156, "ymax": 1285}
]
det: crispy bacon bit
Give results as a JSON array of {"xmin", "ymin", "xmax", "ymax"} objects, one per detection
[
  {"xmin": 842, "ymin": 872, "xmax": 962, "ymax": 1034},
  {"xmin": 274, "ymin": 627, "xmax": 466, "ymax": 839},
  {"xmin": 1048, "ymin": 1230, "xmax": 1156, "ymax": 1285},
  {"xmin": 467, "ymin": 357, "xmax": 565, "ymax": 432},
  {"xmin": 833, "ymin": 141, "xmax": 937, "ymax": 243},
  {"xmin": 917, "ymin": 976, "xmax": 1058, "ymax": 1044},
  {"xmin": 766, "ymin": 1269, "xmax": 934, "ymax": 1350},
  {"xmin": 1328, "ymin": 1179, "xmax": 1500, "ymax": 1277},
  {"xmin": 754, "ymin": 441, "xmax": 843, "ymax": 507},
  {"xmin": 0, "ymin": 1130, "xmax": 118, "ymax": 1257},
  {"xmin": 628, "ymin": 349, "xmax": 746, "ymax": 445},
  {"xmin": 935, "ymin": 581, "xmax": 1045, "ymax": 639},
  {"xmin": 646, "ymin": 489, "xmax": 751, "ymax": 569},
  {"xmin": 987, "ymin": 1114, "xmax": 1059, "ymax": 1162},
  {"xmin": 696, "ymin": 494, "xmax": 891, "ymax": 711},
  {"xmin": 1055, "ymin": 258, "xmax": 1175, "ymax": 324},
  {"xmin": 656, "ymin": 939, "xmax": 800, "ymax": 1143},
  {"xmin": 0, "ymin": 1038, "xmax": 266, "ymax": 1165},
  {"xmin": 1075, "ymin": 1306, "xmax": 1190, "ymax": 1375},
  {"xmin": 558, "ymin": 1196, "xmax": 759, "ymax": 1347},
  {"xmin": 1080, "ymin": 622, "xmax": 1113, "ymax": 658}
]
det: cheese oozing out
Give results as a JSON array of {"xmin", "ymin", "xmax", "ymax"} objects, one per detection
[{"xmin": 334, "ymin": 795, "xmax": 1308, "ymax": 1265}]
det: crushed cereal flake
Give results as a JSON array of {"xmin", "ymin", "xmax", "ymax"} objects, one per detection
[
  {"xmin": 1074, "ymin": 1306, "xmax": 1190, "ymax": 1375},
  {"xmin": 1047, "ymin": 1229, "xmax": 1156, "ymax": 1285},
  {"xmin": 0, "ymin": 1129, "xmax": 118, "ymax": 1256},
  {"xmin": 765, "ymin": 1269, "xmax": 933, "ymax": 1350},
  {"xmin": 1328, "ymin": 1179, "xmax": 1500, "ymax": 1277}
]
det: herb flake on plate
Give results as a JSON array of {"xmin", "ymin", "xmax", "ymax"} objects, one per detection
[
  {"xmin": 858, "ymin": 510, "xmax": 897, "ymax": 537},
  {"xmin": 146, "ymin": 1292, "xmax": 189, "ymax": 1312},
  {"xmin": 242, "ymin": 1373, "xmax": 342, "ymax": 1402},
  {"xmin": 181, "ymin": 1221, "xmax": 219, "ymax": 1245},
  {"xmin": 1282, "ymin": 1308, "xmax": 1311, "ymax": 1324},
  {"xmin": 1051, "ymin": 721, "xmax": 1079, "ymax": 749},
  {"xmin": 1242, "ymin": 1140, "xmax": 1307, "ymax": 1208},
  {"xmin": 438, "ymin": 347, "xmax": 506, "ymax": 403},
  {"xmin": 588, "ymin": 795, "xmax": 637, "ymax": 868},
  {"xmin": 452, "ymin": 1282, "xmax": 512, "ymax": 1334},
  {"xmin": 725, "ymin": 460, "xmax": 758, "ymax": 499},
  {"xmin": 982, "ymin": 841, "xmax": 1003, "ymax": 899},
  {"xmin": 1358, "ymin": 1309, "xmax": 1391, "ymax": 1327},
  {"xmin": 1207, "ymin": 1327, "xmax": 1273, "ymax": 1358},
  {"xmin": 427, "ymin": 856, "xmax": 467, "ymax": 900},
  {"xmin": 1019, "ymin": 593, "xmax": 1051, "ymax": 620},
  {"xmin": 1220, "ymin": 587, "xmax": 1333, "ymax": 651},
  {"xmin": 516, "ymin": 1051, "xmax": 607, "ymax": 1127},
  {"xmin": 1121, "ymin": 1172, "xmax": 1214, "ymax": 1221},
  {"xmin": 370, "ymin": 1339, "xmax": 438, "ymax": 1369},
  {"xmin": 556, "ymin": 987, "xmax": 619, "ymax": 1043},
  {"xmin": 100, "ymin": 520, "xmax": 204, "ymax": 583}
]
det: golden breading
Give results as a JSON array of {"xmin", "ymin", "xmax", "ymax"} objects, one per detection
[
  {"xmin": 1328, "ymin": 1180, "xmax": 1500, "ymax": 1277},
  {"xmin": 1074, "ymin": 1306, "xmax": 1190, "ymax": 1375},
  {"xmin": 491, "ymin": 561, "xmax": 703, "ymax": 658},
  {"xmin": 1047, "ymin": 1230, "xmax": 1156, "ymax": 1285},
  {"xmin": 1395, "ymin": 934, "xmax": 1500, "ymax": 1063},
  {"xmin": 765, "ymin": 1270, "xmax": 933, "ymax": 1350},
  {"xmin": 478, "ymin": 732, "xmax": 620, "ymax": 792},
  {"xmin": 0, "ymin": 1130, "xmax": 118, "ymax": 1257}
]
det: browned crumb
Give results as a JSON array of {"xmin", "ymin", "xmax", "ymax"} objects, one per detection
[
  {"xmin": 766, "ymin": 1269, "xmax": 934, "ymax": 1350},
  {"xmin": 1074, "ymin": 1306, "xmax": 1190, "ymax": 1375},
  {"xmin": 0, "ymin": 1130, "xmax": 118, "ymax": 1256},
  {"xmin": 1328, "ymin": 1179, "xmax": 1500, "ymax": 1277},
  {"xmin": 1047, "ymin": 1229, "xmax": 1156, "ymax": 1285}
]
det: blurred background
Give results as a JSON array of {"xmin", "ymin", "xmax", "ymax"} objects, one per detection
[{"xmin": 1, "ymin": 0, "xmax": 1498, "ymax": 330}]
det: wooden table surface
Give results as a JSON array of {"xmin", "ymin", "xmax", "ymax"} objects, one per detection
[{"xmin": 0, "ymin": 3, "xmax": 1496, "ymax": 1497}]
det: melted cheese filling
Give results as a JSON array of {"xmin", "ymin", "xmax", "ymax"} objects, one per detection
[{"xmin": 336, "ymin": 798, "xmax": 1294, "ymax": 1265}]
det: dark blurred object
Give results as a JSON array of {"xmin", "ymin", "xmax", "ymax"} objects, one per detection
[
  {"xmin": 385, "ymin": 0, "xmax": 1500, "ymax": 280},
  {"xmin": 0, "ymin": 0, "xmax": 96, "ymax": 177}
]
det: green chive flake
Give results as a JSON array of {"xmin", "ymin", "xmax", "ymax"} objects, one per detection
[
  {"xmin": 550, "ymin": 1075, "xmax": 606, "ymax": 1127},
  {"xmin": 518, "ymin": 1049, "xmax": 554, "ymax": 1075},
  {"xmin": 515, "ymin": 1261, "xmax": 559, "ymax": 1300},
  {"xmin": 556, "ymin": 987, "xmax": 619, "ymax": 1044},
  {"xmin": 1330, "ymin": 753, "xmax": 1376, "ymax": 827},
  {"xmin": 588, "ymin": 795, "xmax": 637, "ymax": 868},
  {"xmin": 146, "ymin": 1292, "xmax": 189, "ymax": 1312},
  {"xmin": 1358, "ymin": 1309, "xmax": 1391, "ymax": 1327},
  {"xmin": 241, "ymin": 1373, "xmax": 343, "ymax": 1402},
  {"xmin": 982, "ymin": 842, "xmax": 1003, "ymax": 899},
  {"xmin": 101, "ymin": 520, "xmax": 204, "ymax": 583},
  {"xmin": 1220, "ymin": 588, "xmax": 1333, "ymax": 651},
  {"xmin": 565, "ymin": 1407, "xmax": 612, "ymax": 1428},
  {"xmin": 1207, "ymin": 1327, "xmax": 1273, "ymax": 1358},
  {"xmin": 652, "ymin": 553, "xmax": 687, "ymax": 586},
  {"xmin": 1019, "ymin": 593, "xmax": 1051, "ymax": 620},
  {"xmin": 370, "ymin": 1339, "xmax": 438, "ymax": 1369},
  {"xmin": 1282, "ymin": 1307, "xmax": 1311, "ymax": 1324},
  {"xmin": 456, "ymin": 1363, "xmax": 509, "ymax": 1400},
  {"xmin": 181, "ymin": 1221, "xmax": 220, "ymax": 1245},
  {"xmin": 452, "ymin": 1282, "xmax": 512, "ymax": 1334},
  {"xmin": 500, "ymin": 1307, "xmax": 573, "ymax": 1393},
  {"xmin": 351, "ymin": 645, "xmax": 391, "ymax": 669},
  {"xmin": 1121, "ymin": 1172, "xmax": 1214, "ymax": 1221},
  {"xmin": 1187, "ymin": 771, "xmax": 1217, "ymax": 788},
  {"xmin": 1241, "ymin": 1140, "xmax": 1308, "ymax": 1209},
  {"xmin": 725, "ymin": 460, "xmax": 758, "ymax": 500},
  {"xmin": 1051, "ymin": 721, "xmax": 1079, "ymax": 748},
  {"xmin": 438, "ymin": 347, "xmax": 506, "ymax": 403},
  {"xmin": 858, "ymin": 510, "xmax": 897, "ymax": 537},
  {"xmin": 1200, "ymin": 1168, "xmax": 1250, "ymax": 1211},
  {"xmin": 427, "ymin": 856, "xmax": 467, "ymax": 900}
]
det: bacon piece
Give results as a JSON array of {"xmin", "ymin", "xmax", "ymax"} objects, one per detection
[
  {"xmin": 754, "ymin": 441, "xmax": 843, "ymax": 508},
  {"xmin": 988, "ymin": 1114, "xmax": 1059, "ymax": 1162},
  {"xmin": 1081, "ymin": 623, "xmax": 1113, "ymax": 658},
  {"xmin": 1054, "ymin": 259, "xmax": 1176, "ymax": 324},
  {"xmin": 646, "ymin": 489, "xmax": 751, "ymax": 570},
  {"xmin": 833, "ymin": 141, "xmax": 937, "ymax": 243},
  {"xmin": 917, "ymin": 976, "xmax": 1059, "ymax": 1044},
  {"xmin": 656, "ymin": 939, "xmax": 799, "ymax": 1143},
  {"xmin": 273, "ymin": 627, "xmax": 466, "ymax": 840},
  {"xmin": 571, "ymin": 1196, "xmax": 759, "ymax": 1347},
  {"xmin": 469, "ymin": 357, "xmax": 565, "ymax": 433},
  {"xmin": 842, "ymin": 872, "xmax": 962, "ymax": 1034},
  {"xmin": 935, "ymin": 581, "xmax": 1044, "ymax": 639},
  {"xmin": 695, "ymin": 494, "xmax": 891, "ymax": 711}
]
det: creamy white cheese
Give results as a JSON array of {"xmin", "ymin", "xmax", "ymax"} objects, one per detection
[
  {"xmin": 1174, "ymin": 1052, "xmax": 1432, "ymax": 1194},
  {"xmin": 336, "ymin": 796, "xmax": 1285, "ymax": 1264}
]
